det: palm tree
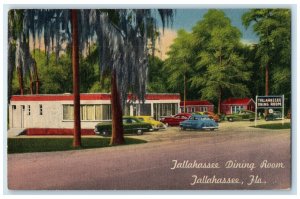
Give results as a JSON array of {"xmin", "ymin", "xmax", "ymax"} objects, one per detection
[{"xmin": 8, "ymin": 9, "xmax": 173, "ymax": 147}]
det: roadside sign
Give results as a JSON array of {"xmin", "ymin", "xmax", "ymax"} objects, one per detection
[
  {"xmin": 255, "ymin": 95, "xmax": 285, "ymax": 126},
  {"xmin": 257, "ymin": 96, "xmax": 283, "ymax": 108}
]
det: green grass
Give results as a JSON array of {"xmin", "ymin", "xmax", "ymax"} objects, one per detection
[
  {"xmin": 251, "ymin": 122, "xmax": 291, "ymax": 129},
  {"xmin": 7, "ymin": 137, "xmax": 147, "ymax": 154}
]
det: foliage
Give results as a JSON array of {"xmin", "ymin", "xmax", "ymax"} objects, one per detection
[
  {"xmin": 8, "ymin": 137, "xmax": 147, "ymax": 154},
  {"xmin": 163, "ymin": 29, "xmax": 196, "ymax": 99},
  {"xmin": 189, "ymin": 10, "xmax": 252, "ymax": 113},
  {"xmin": 242, "ymin": 9, "xmax": 291, "ymax": 112},
  {"xmin": 147, "ymin": 56, "xmax": 169, "ymax": 93}
]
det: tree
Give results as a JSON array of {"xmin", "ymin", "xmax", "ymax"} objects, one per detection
[
  {"xmin": 147, "ymin": 56, "xmax": 169, "ymax": 93},
  {"xmin": 8, "ymin": 9, "xmax": 173, "ymax": 146},
  {"xmin": 164, "ymin": 29, "xmax": 195, "ymax": 111},
  {"xmin": 190, "ymin": 10, "xmax": 251, "ymax": 114},
  {"xmin": 242, "ymin": 9, "xmax": 291, "ymax": 98}
]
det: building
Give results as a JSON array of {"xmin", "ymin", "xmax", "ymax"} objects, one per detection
[
  {"xmin": 9, "ymin": 93, "xmax": 180, "ymax": 130},
  {"xmin": 180, "ymin": 100, "xmax": 214, "ymax": 113},
  {"xmin": 221, "ymin": 98, "xmax": 256, "ymax": 115}
]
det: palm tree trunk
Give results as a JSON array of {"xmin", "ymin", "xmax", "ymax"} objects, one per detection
[
  {"xmin": 110, "ymin": 69, "xmax": 125, "ymax": 145},
  {"xmin": 71, "ymin": 9, "xmax": 81, "ymax": 147}
]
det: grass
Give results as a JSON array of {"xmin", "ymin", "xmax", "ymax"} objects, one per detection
[
  {"xmin": 251, "ymin": 122, "xmax": 291, "ymax": 129},
  {"xmin": 7, "ymin": 137, "xmax": 147, "ymax": 154}
]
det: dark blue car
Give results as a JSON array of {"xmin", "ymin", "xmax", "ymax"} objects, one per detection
[{"xmin": 179, "ymin": 114, "xmax": 218, "ymax": 131}]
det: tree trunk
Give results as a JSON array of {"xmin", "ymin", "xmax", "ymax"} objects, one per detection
[
  {"xmin": 265, "ymin": 63, "xmax": 269, "ymax": 96},
  {"xmin": 184, "ymin": 73, "xmax": 186, "ymax": 112},
  {"xmin": 264, "ymin": 63, "xmax": 269, "ymax": 116},
  {"xmin": 17, "ymin": 67, "xmax": 24, "ymax": 95},
  {"xmin": 218, "ymin": 87, "xmax": 222, "ymax": 115},
  {"xmin": 71, "ymin": 9, "xmax": 81, "ymax": 147},
  {"xmin": 110, "ymin": 69, "xmax": 125, "ymax": 145},
  {"xmin": 29, "ymin": 73, "xmax": 33, "ymax": 95}
]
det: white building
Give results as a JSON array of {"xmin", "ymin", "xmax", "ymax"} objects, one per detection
[{"xmin": 9, "ymin": 93, "xmax": 180, "ymax": 129}]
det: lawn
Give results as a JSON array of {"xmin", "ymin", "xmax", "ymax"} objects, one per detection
[
  {"xmin": 8, "ymin": 137, "xmax": 147, "ymax": 154},
  {"xmin": 251, "ymin": 122, "xmax": 291, "ymax": 129}
]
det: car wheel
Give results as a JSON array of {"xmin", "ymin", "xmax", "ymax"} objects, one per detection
[
  {"xmin": 228, "ymin": 117, "xmax": 233, "ymax": 122},
  {"xmin": 210, "ymin": 128, "xmax": 215, "ymax": 131},
  {"xmin": 136, "ymin": 129, "xmax": 143, "ymax": 135}
]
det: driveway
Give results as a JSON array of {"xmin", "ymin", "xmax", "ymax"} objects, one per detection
[{"xmin": 7, "ymin": 120, "xmax": 291, "ymax": 190}]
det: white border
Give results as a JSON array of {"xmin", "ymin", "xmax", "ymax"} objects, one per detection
[{"xmin": 1, "ymin": 1, "xmax": 299, "ymax": 198}]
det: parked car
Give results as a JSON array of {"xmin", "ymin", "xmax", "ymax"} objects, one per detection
[
  {"xmin": 135, "ymin": 116, "xmax": 166, "ymax": 131},
  {"xmin": 179, "ymin": 114, "xmax": 218, "ymax": 131},
  {"xmin": 159, "ymin": 113, "xmax": 192, "ymax": 126},
  {"xmin": 94, "ymin": 116, "xmax": 153, "ymax": 136},
  {"xmin": 226, "ymin": 110, "xmax": 255, "ymax": 122},
  {"xmin": 195, "ymin": 111, "xmax": 220, "ymax": 122},
  {"xmin": 265, "ymin": 111, "xmax": 282, "ymax": 121}
]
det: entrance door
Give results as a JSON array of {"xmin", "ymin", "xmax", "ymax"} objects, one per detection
[{"xmin": 20, "ymin": 105, "xmax": 25, "ymax": 128}]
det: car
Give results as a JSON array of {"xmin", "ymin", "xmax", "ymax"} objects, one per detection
[
  {"xmin": 226, "ymin": 110, "xmax": 255, "ymax": 122},
  {"xmin": 179, "ymin": 114, "xmax": 218, "ymax": 131},
  {"xmin": 135, "ymin": 116, "xmax": 167, "ymax": 131},
  {"xmin": 265, "ymin": 111, "xmax": 282, "ymax": 121},
  {"xmin": 159, "ymin": 113, "xmax": 192, "ymax": 126},
  {"xmin": 94, "ymin": 116, "xmax": 153, "ymax": 136},
  {"xmin": 195, "ymin": 111, "xmax": 220, "ymax": 122}
]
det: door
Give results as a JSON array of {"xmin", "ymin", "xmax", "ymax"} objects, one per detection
[{"xmin": 20, "ymin": 105, "xmax": 25, "ymax": 128}]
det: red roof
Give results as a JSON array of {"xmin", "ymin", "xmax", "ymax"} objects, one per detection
[
  {"xmin": 180, "ymin": 100, "xmax": 213, "ymax": 106},
  {"xmin": 221, "ymin": 98, "xmax": 254, "ymax": 105},
  {"xmin": 10, "ymin": 93, "xmax": 180, "ymax": 102}
]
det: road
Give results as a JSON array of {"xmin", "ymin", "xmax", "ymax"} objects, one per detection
[{"xmin": 7, "ymin": 120, "xmax": 291, "ymax": 190}]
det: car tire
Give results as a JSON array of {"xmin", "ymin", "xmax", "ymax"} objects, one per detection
[
  {"xmin": 136, "ymin": 129, "xmax": 143, "ymax": 135},
  {"xmin": 210, "ymin": 128, "xmax": 215, "ymax": 131}
]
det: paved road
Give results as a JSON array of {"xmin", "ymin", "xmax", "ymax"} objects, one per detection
[{"xmin": 7, "ymin": 121, "xmax": 291, "ymax": 190}]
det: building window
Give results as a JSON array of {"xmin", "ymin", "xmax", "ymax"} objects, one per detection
[
  {"xmin": 154, "ymin": 103, "xmax": 179, "ymax": 120},
  {"xmin": 39, "ymin": 104, "xmax": 43, "ymax": 115},
  {"xmin": 63, "ymin": 104, "xmax": 112, "ymax": 121},
  {"xmin": 95, "ymin": 104, "xmax": 111, "ymax": 120},
  {"xmin": 200, "ymin": 107, "xmax": 208, "ymax": 112},
  {"xmin": 12, "ymin": 105, "xmax": 16, "ymax": 110},
  {"xmin": 27, "ymin": 105, "xmax": 31, "ymax": 115},
  {"xmin": 191, "ymin": 107, "xmax": 195, "ymax": 113},
  {"xmin": 231, "ymin": 106, "xmax": 244, "ymax": 113},
  {"xmin": 63, "ymin": 105, "xmax": 74, "ymax": 120}
]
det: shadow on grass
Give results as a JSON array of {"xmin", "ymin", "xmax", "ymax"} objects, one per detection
[
  {"xmin": 250, "ymin": 122, "xmax": 291, "ymax": 129},
  {"xmin": 8, "ymin": 137, "xmax": 147, "ymax": 154}
]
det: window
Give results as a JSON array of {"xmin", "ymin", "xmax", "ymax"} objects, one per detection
[
  {"xmin": 63, "ymin": 104, "xmax": 112, "ymax": 121},
  {"xmin": 200, "ymin": 107, "xmax": 208, "ymax": 112},
  {"xmin": 95, "ymin": 104, "xmax": 111, "ymax": 120},
  {"xmin": 191, "ymin": 107, "xmax": 195, "ymax": 113},
  {"xmin": 231, "ymin": 106, "xmax": 244, "ymax": 113},
  {"xmin": 63, "ymin": 105, "xmax": 74, "ymax": 120},
  {"xmin": 39, "ymin": 104, "xmax": 43, "ymax": 115},
  {"xmin": 12, "ymin": 105, "xmax": 16, "ymax": 110},
  {"xmin": 27, "ymin": 105, "xmax": 31, "ymax": 115},
  {"xmin": 154, "ymin": 103, "xmax": 179, "ymax": 120}
]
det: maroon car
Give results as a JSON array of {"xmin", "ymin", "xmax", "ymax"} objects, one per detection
[{"xmin": 159, "ymin": 113, "xmax": 192, "ymax": 126}]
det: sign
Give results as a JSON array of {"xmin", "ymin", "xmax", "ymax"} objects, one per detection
[{"xmin": 256, "ymin": 96, "xmax": 283, "ymax": 108}]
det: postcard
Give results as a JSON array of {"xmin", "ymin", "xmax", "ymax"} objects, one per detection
[{"xmin": 5, "ymin": 7, "xmax": 292, "ymax": 192}]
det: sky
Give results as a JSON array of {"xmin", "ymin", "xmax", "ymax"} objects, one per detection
[
  {"xmin": 158, "ymin": 9, "xmax": 259, "ymax": 43},
  {"xmin": 154, "ymin": 9, "xmax": 259, "ymax": 60}
]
